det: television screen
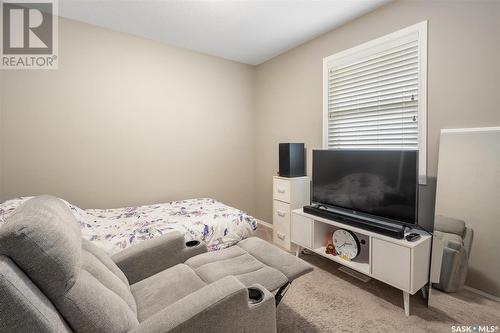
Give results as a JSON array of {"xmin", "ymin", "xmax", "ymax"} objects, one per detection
[{"xmin": 312, "ymin": 150, "xmax": 418, "ymax": 224}]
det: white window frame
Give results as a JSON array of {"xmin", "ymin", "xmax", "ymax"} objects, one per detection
[{"xmin": 323, "ymin": 21, "xmax": 428, "ymax": 184}]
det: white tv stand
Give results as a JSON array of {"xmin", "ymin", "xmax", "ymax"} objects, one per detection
[{"xmin": 291, "ymin": 208, "xmax": 431, "ymax": 316}]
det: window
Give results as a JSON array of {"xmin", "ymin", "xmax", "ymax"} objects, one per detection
[{"xmin": 323, "ymin": 21, "xmax": 427, "ymax": 184}]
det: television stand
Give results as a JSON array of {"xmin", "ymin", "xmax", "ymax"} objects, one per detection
[{"xmin": 291, "ymin": 208, "xmax": 431, "ymax": 316}]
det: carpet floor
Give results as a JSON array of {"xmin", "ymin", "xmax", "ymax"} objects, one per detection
[{"xmin": 255, "ymin": 225, "xmax": 500, "ymax": 333}]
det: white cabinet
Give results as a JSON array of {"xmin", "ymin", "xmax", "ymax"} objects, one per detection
[
  {"xmin": 291, "ymin": 208, "xmax": 431, "ymax": 316},
  {"xmin": 272, "ymin": 176, "xmax": 310, "ymax": 251},
  {"xmin": 291, "ymin": 213, "xmax": 313, "ymax": 249},
  {"xmin": 372, "ymin": 239, "xmax": 411, "ymax": 291}
]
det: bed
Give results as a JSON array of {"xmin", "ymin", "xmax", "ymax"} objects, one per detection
[{"xmin": 0, "ymin": 196, "xmax": 257, "ymax": 255}]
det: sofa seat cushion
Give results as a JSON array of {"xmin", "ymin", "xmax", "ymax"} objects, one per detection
[
  {"xmin": 131, "ymin": 264, "xmax": 206, "ymax": 321},
  {"xmin": 185, "ymin": 244, "xmax": 289, "ymax": 292}
]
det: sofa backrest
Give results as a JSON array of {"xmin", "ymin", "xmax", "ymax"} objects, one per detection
[
  {"xmin": 0, "ymin": 196, "xmax": 139, "ymax": 333},
  {"xmin": 434, "ymin": 215, "xmax": 466, "ymax": 237},
  {"xmin": 0, "ymin": 255, "xmax": 73, "ymax": 332}
]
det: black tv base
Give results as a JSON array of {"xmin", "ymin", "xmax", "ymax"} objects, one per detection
[{"xmin": 302, "ymin": 205, "xmax": 406, "ymax": 239}]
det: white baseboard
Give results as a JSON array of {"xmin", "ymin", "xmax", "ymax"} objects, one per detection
[
  {"xmin": 464, "ymin": 286, "xmax": 500, "ymax": 303},
  {"xmin": 256, "ymin": 219, "xmax": 273, "ymax": 229}
]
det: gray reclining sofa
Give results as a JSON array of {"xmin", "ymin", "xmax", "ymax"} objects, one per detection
[
  {"xmin": 0, "ymin": 196, "xmax": 312, "ymax": 332},
  {"xmin": 433, "ymin": 215, "xmax": 473, "ymax": 293}
]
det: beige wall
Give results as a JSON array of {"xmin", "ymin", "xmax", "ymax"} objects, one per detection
[
  {"xmin": 254, "ymin": 0, "xmax": 500, "ymax": 224},
  {"xmin": 1, "ymin": 18, "xmax": 256, "ymax": 212},
  {"xmin": 1, "ymin": 2, "xmax": 499, "ymax": 225}
]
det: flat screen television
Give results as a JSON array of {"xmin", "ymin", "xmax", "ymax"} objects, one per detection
[{"xmin": 312, "ymin": 150, "xmax": 418, "ymax": 225}]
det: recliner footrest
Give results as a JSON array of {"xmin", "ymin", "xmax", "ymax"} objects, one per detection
[
  {"xmin": 237, "ymin": 237, "xmax": 313, "ymax": 281},
  {"xmin": 185, "ymin": 237, "xmax": 313, "ymax": 292}
]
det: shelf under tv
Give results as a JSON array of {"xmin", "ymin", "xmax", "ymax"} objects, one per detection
[
  {"xmin": 303, "ymin": 205, "xmax": 406, "ymax": 239},
  {"xmin": 312, "ymin": 246, "xmax": 370, "ymax": 275},
  {"xmin": 291, "ymin": 207, "xmax": 432, "ymax": 316}
]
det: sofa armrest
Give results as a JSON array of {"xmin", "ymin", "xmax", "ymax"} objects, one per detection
[
  {"xmin": 129, "ymin": 276, "xmax": 276, "ymax": 333},
  {"xmin": 446, "ymin": 240, "xmax": 462, "ymax": 252},
  {"xmin": 463, "ymin": 228, "xmax": 474, "ymax": 256},
  {"xmin": 111, "ymin": 231, "xmax": 207, "ymax": 284}
]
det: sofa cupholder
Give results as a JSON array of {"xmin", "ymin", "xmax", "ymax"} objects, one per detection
[
  {"xmin": 185, "ymin": 240, "xmax": 200, "ymax": 247},
  {"xmin": 247, "ymin": 288, "xmax": 264, "ymax": 304}
]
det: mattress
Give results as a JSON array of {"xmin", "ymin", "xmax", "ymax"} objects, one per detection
[{"xmin": 0, "ymin": 197, "xmax": 257, "ymax": 255}]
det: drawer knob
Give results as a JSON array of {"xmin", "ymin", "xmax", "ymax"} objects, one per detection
[
  {"xmin": 277, "ymin": 232, "xmax": 286, "ymax": 240},
  {"xmin": 277, "ymin": 187, "xmax": 286, "ymax": 194},
  {"xmin": 277, "ymin": 210, "xmax": 286, "ymax": 217}
]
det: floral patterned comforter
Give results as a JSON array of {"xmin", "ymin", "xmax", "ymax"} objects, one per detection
[{"xmin": 0, "ymin": 197, "xmax": 257, "ymax": 255}]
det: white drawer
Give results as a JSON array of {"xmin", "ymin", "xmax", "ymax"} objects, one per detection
[
  {"xmin": 273, "ymin": 200, "xmax": 290, "ymax": 230},
  {"xmin": 273, "ymin": 178, "xmax": 291, "ymax": 203},
  {"xmin": 291, "ymin": 214, "xmax": 313, "ymax": 248},
  {"xmin": 273, "ymin": 200, "xmax": 291, "ymax": 249}
]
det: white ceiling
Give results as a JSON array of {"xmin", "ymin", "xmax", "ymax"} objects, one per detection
[{"xmin": 59, "ymin": 0, "xmax": 391, "ymax": 65}]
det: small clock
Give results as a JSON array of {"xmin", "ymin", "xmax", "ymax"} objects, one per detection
[{"xmin": 332, "ymin": 229, "xmax": 360, "ymax": 260}]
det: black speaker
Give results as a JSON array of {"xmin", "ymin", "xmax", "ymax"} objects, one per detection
[{"xmin": 279, "ymin": 143, "xmax": 305, "ymax": 177}]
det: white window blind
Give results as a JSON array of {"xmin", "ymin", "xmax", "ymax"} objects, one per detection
[
  {"xmin": 327, "ymin": 40, "xmax": 419, "ymax": 149},
  {"xmin": 323, "ymin": 22, "xmax": 427, "ymax": 183}
]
